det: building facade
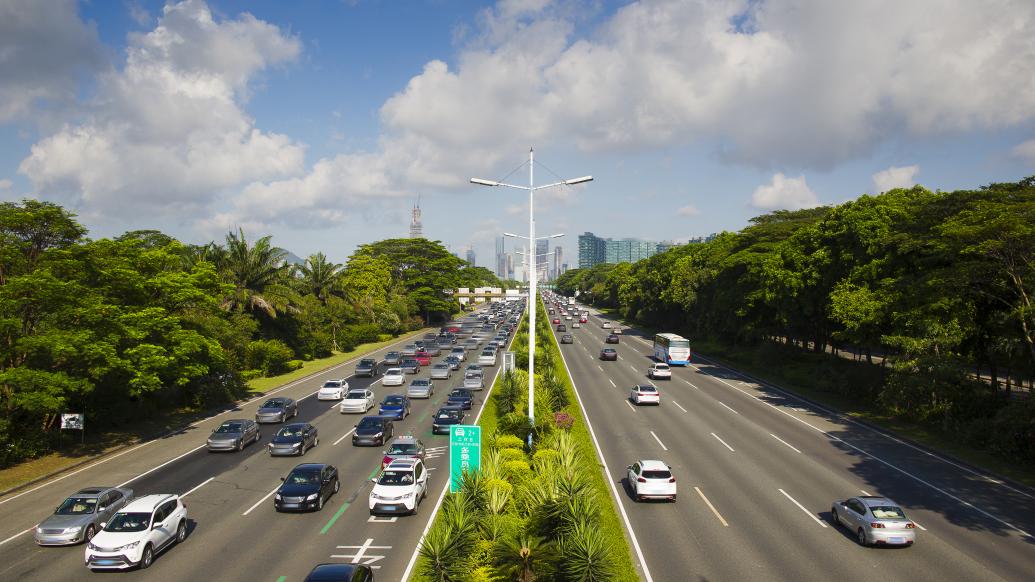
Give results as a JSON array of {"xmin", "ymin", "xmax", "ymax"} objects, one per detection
[
  {"xmin": 578, "ymin": 232, "xmax": 607, "ymax": 269},
  {"xmin": 535, "ymin": 239, "xmax": 549, "ymax": 282},
  {"xmin": 495, "ymin": 236, "xmax": 506, "ymax": 279},
  {"xmin": 465, "ymin": 248, "xmax": 476, "ymax": 266}
]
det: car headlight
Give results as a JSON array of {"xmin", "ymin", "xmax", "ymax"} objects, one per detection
[
  {"xmin": 64, "ymin": 526, "xmax": 83, "ymax": 534},
  {"xmin": 268, "ymin": 443, "xmax": 273, "ymax": 450},
  {"xmin": 401, "ymin": 492, "xmax": 414, "ymax": 498},
  {"xmin": 306, "ymin": 493, "xmax": 319, "ymax": 501},
  {"xmin": 292, "ymin": 442, "xmax": 301, "ymax": 448},
  {"xmin": 373, "ymin": 432, "xmax": 383, "ymax": 437},
  {"xmin": 274, "ymin": 494, "xmax": 281, "ymax": 500},
  {"xmin": 113, "ymin": 541, "xmax": 140, "ymax": 552}
]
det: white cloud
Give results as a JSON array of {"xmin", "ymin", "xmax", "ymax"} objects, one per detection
[
  {"xmin": 677, "ymin": 204, "xmax": 701, "ymax": 217},
  {"xmin": 18, "ymin": 0, "xmax": 303, "ymax": 225},
  {"xmin": 751, "ymin": 173, "xmax": 819, "ymax": 210},
  {"xmin": 871, "ymin": 165, "xmax": 919, "ymax": 193},
  {"xmin": 1012, "ymin": 139, "xmax": 1035, "ymax": 165},
  {"xmin": 0, "ymin": 179, "xmax": 12, "ymax": 190}
]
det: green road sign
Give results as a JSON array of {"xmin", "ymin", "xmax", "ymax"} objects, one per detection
[{"xmin": 449, "ymin": 425, "xmax": 482, "ymax": 492}]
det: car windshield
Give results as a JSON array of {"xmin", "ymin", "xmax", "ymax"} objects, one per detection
[
  {"xmin": 465, "ymin": 374, "xmax": 479, "ymax": 380},
  {"xmin": 277, "ymin": 426, "xmax": 305, "ymax": 437},
  {"xmin": 388, "ymin": 443, "xmax": 419, "ymax": 455},
  {"xmin": 345, "ymin": 391, "xmax": 366, "ymax": 399},
  {"xmin": 656, "ymin": 364, "xmax": 670, "ymax": 370},
  {"xmin": 638, "ymin": 386, "xmax": 657, "ymax": 392},
  {"xmin": 437, "ymin": 410, "xmax": 460, "ymax": 420},
  {"xmin": 378, "ymin": 470, "xmax": 415, "ymax": 485},
  {"xmin": 386, "ymin": 369, "xmax": 402, "ymax": 376},
  {"xmin": 360, "ymin": 359, "xmax": 375, "ymax": 365},
  {"xmin": 870, "ymin": 505, "xmax": 906, "ymax": 519},
  {"xmin": 383, "ymin": 396, "xmax": 405, "ymax": 406},
  {"xmin": 286, "ymin": 471, "xmax": 321, "ymax": 485},
  {"xmin": 412, "ymin": 380, "xmax": 429, "ymax": 386},
  {"xmin": 261, "ymin": 399, "xmax": 284, "ymax": 409},
  {"xmin": 434, "ymin": 364, "xmax": 448, "ymax": 369},
  {"xmin": 642, "ymin": 470, "xmax": 671, "ymax": 479},
  {"xmin": 322, "ymin": 381, "xmax": 341, "ymax": 388},
  {"xmin": 603, "ymin": 349, "xmax": 616, "ymax": 353},
  {"xmin": 55, "ymin": 496, "xmax": 97, "ymax": 515},
  {"xmin": 386, "ymin": 352, "xmax": 399, "ymax": 358},
  {"xmin": 450, "ymin": 390, "xmax": 469, "ymax": 397},
  {"xmin": 358, "ymin": 418, "xmax": 382, "ymax": 429},
  {"xmin": 214, "ymin": 422, "xmax": 243, "ymax": 433},
  {"xmin": 105, "ymin": 512, "xmax": 150, "ymax": 532}
]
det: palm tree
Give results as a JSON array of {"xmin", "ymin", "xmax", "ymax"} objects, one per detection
[
  {"xmin": 217, "ymin": 229, "xmax": 299, "ymax": 317},
  {"xmin": 493, "ymin": 533, "xmax": 556, "ymax": 582},
  {"xmin": 293, "ymin": 252, "xmax": 343, "ymax": 303}
]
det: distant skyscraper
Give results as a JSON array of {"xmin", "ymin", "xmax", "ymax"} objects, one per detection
[
  {"xmin": 553, "ymin": 246, "xmax": 563, "ymax": 280},
  {"xmin": 535, "ymin": 239, "xmax": 549, "ymax": 282},
  {"xmin": 495, "ymin": 236, "xmax": 506, "ymax": 278},
  {"xmin": 465, "ymin": 248, "xmax": 476, "ymax": 266},
  {"xmin": 578, "ymin": 232, "xmax": 607, "ymax": 269},
  {"xmin": 408, "ymin": 197, "xmax": 423, "ymax": 238},
  {"xmin": 506, "ymin": 253, "xmax": 514, "ymax": 280}
]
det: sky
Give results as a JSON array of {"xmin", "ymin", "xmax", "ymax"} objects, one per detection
[{"xmin": 2, "ymin": 0, "xmax": 1034, "ymax": 270}]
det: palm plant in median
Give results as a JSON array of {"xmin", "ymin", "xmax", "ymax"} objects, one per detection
[
  {"xmin": 493, "ymin": 532, "xmax": 557, "ymax": 582},
  {"xmin": 559, "ymin": 522, "xmax": 616, "ymax": 581}
]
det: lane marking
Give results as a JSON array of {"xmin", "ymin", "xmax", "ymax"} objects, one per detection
[
  {"xmin": 769, "ymin": 433, "xmax": 802, "ymax": 454},
  {"xmin": 778, "ymin": 488, "xmax": 828, "ymax": 528},
  {"xmin": 333, "ymin": 428, "xmax": 357, "ymax": 446},
  {"xmin": 320, "ymin": 500, "xmax": 352, "ymax": 534},
  {"xmin": 118, "ymin": 444, "xmax": 206, "ymax": 488},
  {"xmin": 625, "ymin": 400, "xmax": 637, "ymax": 411},
  {"xmin": 860, "ymin": 489, "xmax": 871, "ymax": 495},
  {"xmin": 695, "ymin": 487, "xmax": 729, "ymax": 527},
  {"xmin": 276, "ymin": 577, "xmax": 287, "ymax": 582},
  {"xmin": 608, "ymin": 379, "xmax": 616, "ymax": 388},
  {"xmin": 718, "ymin": 402, "xmax": 739, "ymax": 415},
  {"xmin": 181, "ymin": 477, "xmax": 214, "ymax": 498},
  {"xmin": 598, "ymin": 365, "xmax": 604, "ymax": 372},
  {"xmin": 242, "ymin": 484, "xmax": 280, "ymax": 516},
  {"xmin": 368, "ymin": 515, "xmax": 398, "ymax": 523},
  {"xmin": 672, "ymin": 401, "xmax": 687, "ymax": 413},
  {"xmin": 684, "ymin": 379, "xmax": 700, "ymax": 390},
  {"xmin": 629, "ymin": 365, "xmax": 638, "ymax": 373},
  {"xmin": 650, "ymin": 431, "xmax": 669, "ymax": 451},
  {"xmin": 711, "ymin": 433, "xmax": 735, "ymax": 452}
]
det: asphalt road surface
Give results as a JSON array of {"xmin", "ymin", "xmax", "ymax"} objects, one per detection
[
  {"xmin": 0, "ymin": 310, "xmax": 516, "ymax": 582},
  {"xmin": 556, "ymin": 305, "xmax": 1035, "ymax": 582}
]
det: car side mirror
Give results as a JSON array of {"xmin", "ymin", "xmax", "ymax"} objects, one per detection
[
  {"xmin": 152, "ymin": 522, "xmax": 162, "ymax": 530},
  {"xmin": 626, "ymin": 465, "xmax": 632, "ymax": 470},
  {"xmin": 370, "ymin": 477, "xmax": 377, "ymax": 483},
  {"xmin": 280, "ymin": 477, "xmax": 285, "ymax": 481},
  {"xmin": 98, "ymin": 506, "xmax": 107, "ymax": 512},
  {"xmin": 100, "ymin": 522, "xmax": 106, "ymax": 529}
]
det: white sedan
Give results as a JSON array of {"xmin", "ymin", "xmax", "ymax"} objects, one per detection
[
  {"xmin": 382, "ymin": 368, "xmax": 405, "ymax": 386},
  {"xmin": 317, "ymin": 379, "xmax": 349, "ymax": 400},
  {"xmin": 630, "ymin": 385, "xmax": 660, "ymax": 405},
  {"xmin": 627, "ymin": 460, "xmax": 676, "ymax": 502},
  {"xmin": 647, "ymin": 363, "xmax": 671, "ymax": 379},
  {"xmin": 339, "ymin": 389, "xmax": 376, "ymax": 413}
]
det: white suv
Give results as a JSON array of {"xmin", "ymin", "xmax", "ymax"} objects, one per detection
[
  {"xmin": 369, "ymin": 459, "xmax": 429, "ymax": 515},
  {"xmin": 647, "ymin": 362, "xmax": 671, "ymax": 379},
  {"xmin": 85, "ymin": 494, "xmax": 187, "ymax": 571},
  {"xmin": 382, "ymin": 368, "xmax": 405, "ymax": 386},
  {"xmin": 317, "ymin": 379, "xmax": 349, "ymax": 400}
]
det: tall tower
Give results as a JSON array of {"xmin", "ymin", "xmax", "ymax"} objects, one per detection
[{"xmin": 409, "ymin": 196, "xmax": 423, "ymax": 238}]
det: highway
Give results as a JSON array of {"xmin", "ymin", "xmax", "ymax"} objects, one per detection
[
  {"xmin": 555, "ymin": 303, "xmax": 1035, "ymax": 582},
  {"xmin": 0, "ymin": 308, "xmax": 516, "ymax": 582}
]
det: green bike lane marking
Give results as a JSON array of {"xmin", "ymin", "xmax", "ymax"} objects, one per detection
[
  {"xmin": 275, "ymin": 576, "xmax": 287, "ymax": 582},
  {"xmin": 319, "ymin": 500, "xmax": 351, "ymax": 535}
]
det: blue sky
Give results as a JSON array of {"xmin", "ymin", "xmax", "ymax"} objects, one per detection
[{"xmin": 2, "ymin": 0, "xmax": 1034, "ymax": 273}]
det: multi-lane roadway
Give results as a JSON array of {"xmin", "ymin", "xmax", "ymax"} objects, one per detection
[
  {"xmin": 556, "ymin": 303, "xmax": 1034, "ymax": 581},
  {"xmin": 0, "ymin": 308, "xmax": 516, "ymax": 581}
]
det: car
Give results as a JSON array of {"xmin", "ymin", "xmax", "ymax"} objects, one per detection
[
  {"xmin": 36, "ymin": 486, "xmax": 133, "ymax": 546},
  {"xmin": 579, "ymin": 317, "xmax": 587, "ymax": 323},
  {"xmin": 556, "ymin": 324, "xmax": 566, "ymax": 332},
  {"xmin": 422, "ymin": 344, "xmax": 442, "ymax": 356},
  {"xmin": 478, "ymin": 350, "xmax": 497, "ymax": 366},
  {"xmin": 447, "ymin": 388, "xmax": 475, "ymax": 409},
  {"xmin": 206, "ymin": 419, "xmax": 260, "ymax": 452},
  {"xmin": 85, "ymin": 494, "xmax": 187, "ymax": 570},
  {"xmin": 432, "ymin": 406, "xmax": 466, "ymax": 434},
  {"xmin": 355, "ymin": 358, "xmax": 380, "ymax": 378},
  {"xmin": 831, "ymin": 496, "xmax": 917, "ymax": 546},
  {"xmin": 464, "ymin": 338, "xmax": 480, "ymax": 350},
  {"xmin": 602, "ymin": 322, "xmax": 612, "ymax": 329},
  {"xmin": 463, "ymin": 373, "xmax": 485, "ymax": 391},
  {"xmin": 445, "ymin": 355, "xmax": 462, "ymax": 370},
  {"xmin": 383, "ymin": 351, "xmax": 402, "ymax": 366},
  {"xmin": 430, "ymin": 363, "xmax": 451, "ymax": 380},
  {"xmin": 465, "ymin": 364, "xmax": 484, "ymax": 376},
  {"xmin": 274, "ymin": 464, "xmax": 340, "ymax": 512},
  {"xmin": 401, "ymin": 358, "xmax": 421, "ymax": 374},
  {"xmin": 339, "ymin": 389, "xmax": 377, "ymax": 413},
  {"xmin": 560, "ymin": 334, "xmax": 574, "ymax": 344},
  {"xmin": 379, "ymin": 394, "xmax": 411, "ymax": 419},
  {"xmin": 565, "ymin": 315, "xmax": 572, "ymax": 320},
  {"xmin": 407, "ymin": 378, "xmax": 434, "ymax": 399},
  {"xmin": 318, "ymin": 379, "xmax": 349, "ymax": 400},
  {"xmin": 600, "ymin": 348, "xmax": 618, "ymax": 361},
  {"xmin": 353, "ymin": 416, "xmax": 394, "ymax": 446},
  {"xmin": 450, "ymin": 346, "xmax": 467, "ymax": 361},
  {"xmin": 612, "ymin": 327, "xmax": 623, "ymax": 335},
  {"xmin": 255, "ymin": 397, "xmax": 298, "ymax": 423},
  {"xmin": 630, "ymin": 385, "xmax": 661, "ymax": 405},
  {"xmin": 647, "ymin": 362, "xmax": 671, "ymax": 379},
  {"xmin": 414, "ymin": 351, "xmax": 432, "ymax": 366},
  {"xmin": 552, "ymin": 318, "xmax": 560, "ymax": 324},
  {"xmin": 268, "ymin": 423, "xmax": 319, "ymax": 456},
  {"xmin": 303, "ymin": 563, "xmax": 375, "ymax": 582},
  {"xmin": 423, "ymin": 332, "xmax": 439, "ymax": 341},
  {"xmin": 382, "ymin": 367, "xmax": 405, "ymax": 386},
  {"xmin": 627, "ymin": 460, "xmax": 676, "ymax": 502},
  {"xmin": 381, "ymin": 435, "xmax": 426, "ymax": 469},
  {"xmin": 401, "ymin": 344, "xmax": 418, "ymax": 357},
  {"xmin": 369, "ymin": 458, "xmax": 430, "ymax": 515},
  {"xmin": 572, "ymin": 322, "xmax": 581, "ymax": 328},
  {"xmin": 605, "ymin": 334, "xmax": 619, "ymax": 344}
]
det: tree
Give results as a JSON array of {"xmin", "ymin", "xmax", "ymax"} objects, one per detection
[
  {"xmin": 292, "ymin": 252, "xmax": 343, "ymax": 304},
  {"xmin": 215, "ymin": 229, "xmax": 299, "ymax": 317}
]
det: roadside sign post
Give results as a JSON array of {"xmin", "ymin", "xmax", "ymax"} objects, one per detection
[
  {"xmin": 449, "ymin": 425, "xmax": 481, "ymax": 492},
  {"xmin": 503, "ymin": 351, "xmax": 515, "ymax": 373},
  {"xmin": 61, "ymin": 413, "xmax": 85, "ymax": 444}
]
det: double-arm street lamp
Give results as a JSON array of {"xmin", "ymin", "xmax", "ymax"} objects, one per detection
[{"xmin": 471, "ymin": 148, "xmax": 592, "ymax": 444}]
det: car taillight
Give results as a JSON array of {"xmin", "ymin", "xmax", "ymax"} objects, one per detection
[
  {"xmin": 905, "ymin": 523, "xmax": 916, "ymax": 529},
  {"xmin": 637, "ymin": 477, "xmax": 647, "ymax": 483},
  {"xmin": 669, "ymin": 477, "xmax": 676, "ymax": 483},
  {"xmin": 383, "ymin": 456, "xmax": 392, "ymax": 466},
  {"xmin": 870, "ymin": 522, "xmax": 885, "ymax": 528}
]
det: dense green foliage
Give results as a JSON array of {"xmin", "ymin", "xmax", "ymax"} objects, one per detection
[
  {"xmin": 556, "ymin": 177, "xmax": 1035, "ymax": 461},
  {"xmin": 0, "ymin": 201, "xmax": 497, "ymax": 467}
]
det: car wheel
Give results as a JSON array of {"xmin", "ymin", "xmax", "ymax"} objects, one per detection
[
  {"xmin": 84, "ymin": 524, "xmax": 96, "ymax": 542},
  {"xmin": 314, "ymin": 437, "xmax": 320, "ymax": 447},
  {"xmin": 139, "ymin": 544, "xmax": 154, "ymax": 569},
  {"xmin": 831, "ymin": 509, "xmax": 839, "ymax": 526},
  {"xmin": 237, "ymin": 439, "xmax": 244, "ymax": 452},
  {"xmin": 411, "ymin": 497, "xmax": 420, "ymax": 515},
  {"xmin": 316, "ymin": 495, "xmax": 324, "ymax": 511},
  {"xmin": 175, "ymin": 520, "xmax": 186, "ymax": 544},
  {"xmin": 857, "ymin": 528, "xmax": 868, "ymax": 546},
  {"xmin": 333, "ymin": 479, "xmax": 340, "ymax": 494}
]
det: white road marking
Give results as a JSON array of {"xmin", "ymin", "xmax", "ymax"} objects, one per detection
[
  {"xmin": 770, "ymin": 433, "xmax": 802, "ymax": 454},
  {"xmin": 711, "ymin": 433, "xmax": 735, "ymax": 452},
  {"xmin": 332, "ymin": 538, "xmax": 391, "ymax": 568},
  {"xmin": 333, "ymin": 428, "xmax": 357, "ymax": 446},
  {"xmin": 779, "ymin": 488, "xmax": 828, "ymax": 528},
  {"xmin": 718, "ymin": 402, "xmax": 739, "ymax": 415},
  {"xmin": 672, "ymin": 401, "xmax": 687, "ymax": 413},
  {"xmin": 860, "ymin": 489, "xmax": 871, "ymax": 495},
  {"xmin": 181, "ymin": 477, "xmax": 215, "ymax": 498},
  {"xmin": 695, "ymin": 487, "xmax": 729, "ymax": 527},
  {"xmin": 650, "ymin": 431, "xmax": 669, "ymax": 451},
  {"xmin": 608, "ymin": 379, "xmax": 616, "ymax": 388},
  {"xmin": 684, "ymin": 379, "xmax": 699, "ymax": 390},
  {"xmin": 367, "ymin": 516, "xmax": 398, "ymax": 523},
  {"xmin": 629, "ymin": 365, "xmax": 638, "ymax": 373},
  {"xmin": 598, "ymin": 365, "xmax": 604, "ymax": 372},
  {"xmin": 626, "ymin": 400, "xmax": 637, "ymax": 411},
  {"xmin": 913, "ymin": 520, "xmax": 928, "ymax": 531},
  {"xmin": 117, "ymin": 444, "xmax": 206, "ymax": 488},
  {"xmin": 242, "ymin": 484, "xmax": 281, "ymax": 516}
]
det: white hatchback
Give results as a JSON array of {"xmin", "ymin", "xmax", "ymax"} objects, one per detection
[
  {"xmin": 382, "ymin": 368, "xmax": 405, "ymax": 386},
  {"xmin": 627, "ymin": 460, "xmax": 676, "ymax": 502},
  {"xmin": 85, "ymin": 494, "xmax": 187, "ymax": 571},
  {"xmin": 647, "ymin": 363, "xmax": 671, "ymax": 379},
  {"xmin": 369, "ymin": 459, "xmax": 429, "ymax": 515},
  {"xmin": 317, "ymin": 379, "xmax": 349, "ymax": 400},
  {"xmin": 339, "ymin": 389, "xmax": 376, "ymax": 413},
  {"xmin": 478, "ymin": 350, "xmax": 497, "ymax": 366}
]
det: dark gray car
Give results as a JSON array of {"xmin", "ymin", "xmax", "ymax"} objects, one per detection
[
  {"xmin": 207, "ymin": 419, "xmax": 260, "ymax": 452},
  {"xmin": 355, "ymin": 358, "xmax": 380, "ymax": 378},
  {"xmin": 35, "ymin": 487, "xmax": 133, "ymax": 545},
  {"xmin": 383, "ymin": 351, "xmax": 402, "ymax": 366},
  {"xmin": 256, "ymin": 397, "xmax": 298, "ymax": 423},
  {"xmin": 268, "ymin": 423, "xmax": 319, "ymax": 456}
]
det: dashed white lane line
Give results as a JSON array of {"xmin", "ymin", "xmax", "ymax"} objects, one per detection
[
  {"xmin": 779, "ymin": 488, "xmax": 828, "ymax": 528},
  {"xmin": 333, "ymin": 428, "xmax": 357, "ymax": 446},
  {"xmin": 118, "ymin": 444, "xmax": 206, "ymax": 488},
  {"xmin": 770, "ymin": 433, "xmax": 802, "ymax": 454},
  {"xmin": 608, "ymin": 379, "xmax": 616, "ymax": 388},
  {"xmin": 629, "ymin": 364, "xmax": 638, "ymax": 373},
  {"xmin": 181, "ymin": 477, "xmax": 215, "ymax": 498},
  {"xmin": 718, "ymin": 402, "xmax": 739, "ymax": 415},
  {"xmin": 598, "ymin": 365, "xmax": 604, "ymax": 372},
  {"xmin": 684, "ymin": 379, "xmax": 699, "ymax": 390},
  {"xmin": 860, "ymin": 489, "xmax": 871, "ymax": 495},
  {"xmin": 672, "ymin": 401, "xmax": 688, "ymax": 413},
  {"xmin": 650, "ymin": 431, "xmax": 669, "ymax": 451},
  {"xmin": 695, "ymin": 487, "xmax": 729, "ymax": 527},
  {"xmin": 625, "ymin": 400, "xmax": 637, "ymax": 412},
  {"xmin": 242, "ymin": 484, "xmax": 280, "ymax": 516},
  {"xmin": 0, "ymin": 527, "xmax": 35, "ymax": 547},
  {"xmin": 711, "ymin": 433, "xmax": 735, "ymax": 452}
]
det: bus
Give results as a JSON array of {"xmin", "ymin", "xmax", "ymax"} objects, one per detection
[{"xmin": 653, "ymin": 333, "xmax": 691, "ymax": 365}]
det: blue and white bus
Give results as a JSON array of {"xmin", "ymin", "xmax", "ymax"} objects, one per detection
[{"xmin": 653, "ymin": 333, "xmax": 691, "ymax": 365}]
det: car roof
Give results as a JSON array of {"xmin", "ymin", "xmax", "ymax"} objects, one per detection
[
  {"xmin": 635, "ymin": 385, "xmax": 657, "ymax": 391},
  {"xmin": 858, "ymin": 496, "xmax": 898, "ymax": 507},
  {"xmin": 391, "ymin": 435, "xmax": 420, "ymax": 444},
  {"xmin": 638, "ymin": 460, "xmax": 670, "ymax": 470},
  {"xmin": 121, "ymin": 494, "xmax": 177, "ymax": 512},
  {"xmin": 292, "ymin": 463, "xmax": 331, "ymax": 472},
  {"xmin": 73, "ymin": 487, "xmax": 109, "ymax": 497},
  {"xmin": 385, "ymin": 458, "xmax": 419, "ymax": 470},
  {"xmin": 306, "ymin": 563, "xmax": 367, "ymax": 580}
]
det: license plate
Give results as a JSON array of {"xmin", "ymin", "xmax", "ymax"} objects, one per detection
[
  {"xmin": 889, "ymin": 537, "xmax": 903, "ymax": 543},
  {"xmin": 382, "ymin": 505, "xmax": 395, "ymax": 511}
]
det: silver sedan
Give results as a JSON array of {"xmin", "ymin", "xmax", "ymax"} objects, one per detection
[
  {"xmin": 430, "ymin": 363, "xmax": 451, "ymax": 380},
  {"xmin": 35, "ymin": 487, "xmax": 133, "ymax": 545},
  {"xmin": 831, "ymin": 496, "xmax": 917, "ymax": 546}
]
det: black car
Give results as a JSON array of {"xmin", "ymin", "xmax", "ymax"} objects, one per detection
[
  {"xmin": 304, "ymin": 563, "xmax": 374, "ymax": 582},
  {"xmin": 600, "ymin": 348, "xmax": 618, "ymax": 361},
  {"xmin": 383, "ymin": 351, "xmax": 402, "ymax": 366},
  {"xmin": 556, "ymin": 324, "xmax": 567, "ymax": 332},
  {"xmin": 355, "ymin": 358, "xmax": 380, "ymax": 377},
  {"xmin": 274, "ymin": 463, "xmax": 339, "ymax": 512},
  {"xmin": 560, "ymin": 334, "xmax": 574, "ymax": 344},
  {"xmin": 605, "ymin": 334, "xmax": 620, "ymax": 344},
  {"xmin": 401, "ymin": 358, "xmax": 421, "ymax": 374},
  {"xmin": 432, "ymin": 406, "xmax": 466, "ymax": 434},
  {"xmin": 268, "ymin": 423, "xmax": 319, "ymax": 456},
  {"xmin": 353, "ymin": 416, "xmax": 394, "ymax": 446},
  {"xmin": 446, "ymin": 388, "xmax": 475, "ymax": 410}
]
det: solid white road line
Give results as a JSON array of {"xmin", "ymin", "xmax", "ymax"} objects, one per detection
[
  {"xmin": 608, "ymin": 379, "xmax": 616, "ymax": 388},
  {"xmin": 779, "ymin": 488, "xmax": 828, "ymax": 528},
  {"xmin": 650, "ymin": 431, "xmax": 669, "ymax": 451},
  {"xmin": 672, "ymin": 401, "xmax": 687, "ymax": 413},
  {"xmin": 718, "ymin": 402, "xmax": 739, "ymax": 415},
  {"xmin": 860, "ymin": 489, "xmax": 871, "ymax": 495},
  {"xmin": 333, "ymin": 428, "xmax": 357, "ymax": 446},
  {"xmin": 625, "ymin": 400, "xmax": 637, "ymax": 411},
  {"xmin": 0, "ymin": 527, "xmax": 35, "ymax": 547},
  {"xmin": 770, "ymin": 433, "xmax": 802, "ymax": 454},
  {"xmin": 695, "ymin": 487, "xmax": 729, "ymax": 527},
  {"xmin": 181, "ymin": 477, "xmax": 215, "ymax": 498},
  {"xmin": 711, "ymin": 433, "xmax": 735, "ymax": 452},
  {"xmin": 118, "ymin": 444, "xmax": 206, "ymax": 488},
  {"xmin": 242, "ymin": 484, "xmax": 280, "ymax": 516}
]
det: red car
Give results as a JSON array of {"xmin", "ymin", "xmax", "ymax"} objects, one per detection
[
  {"xmin": 579, "ymin": 317, "xmax": 587, "ymax": 323},
  {"xmin": 414, "ymin": 351, "xmax": 432, "ymax": 366},
  {"xmin": 552, "ymin": 318, "xmax": 560, "ymax": 324}
]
